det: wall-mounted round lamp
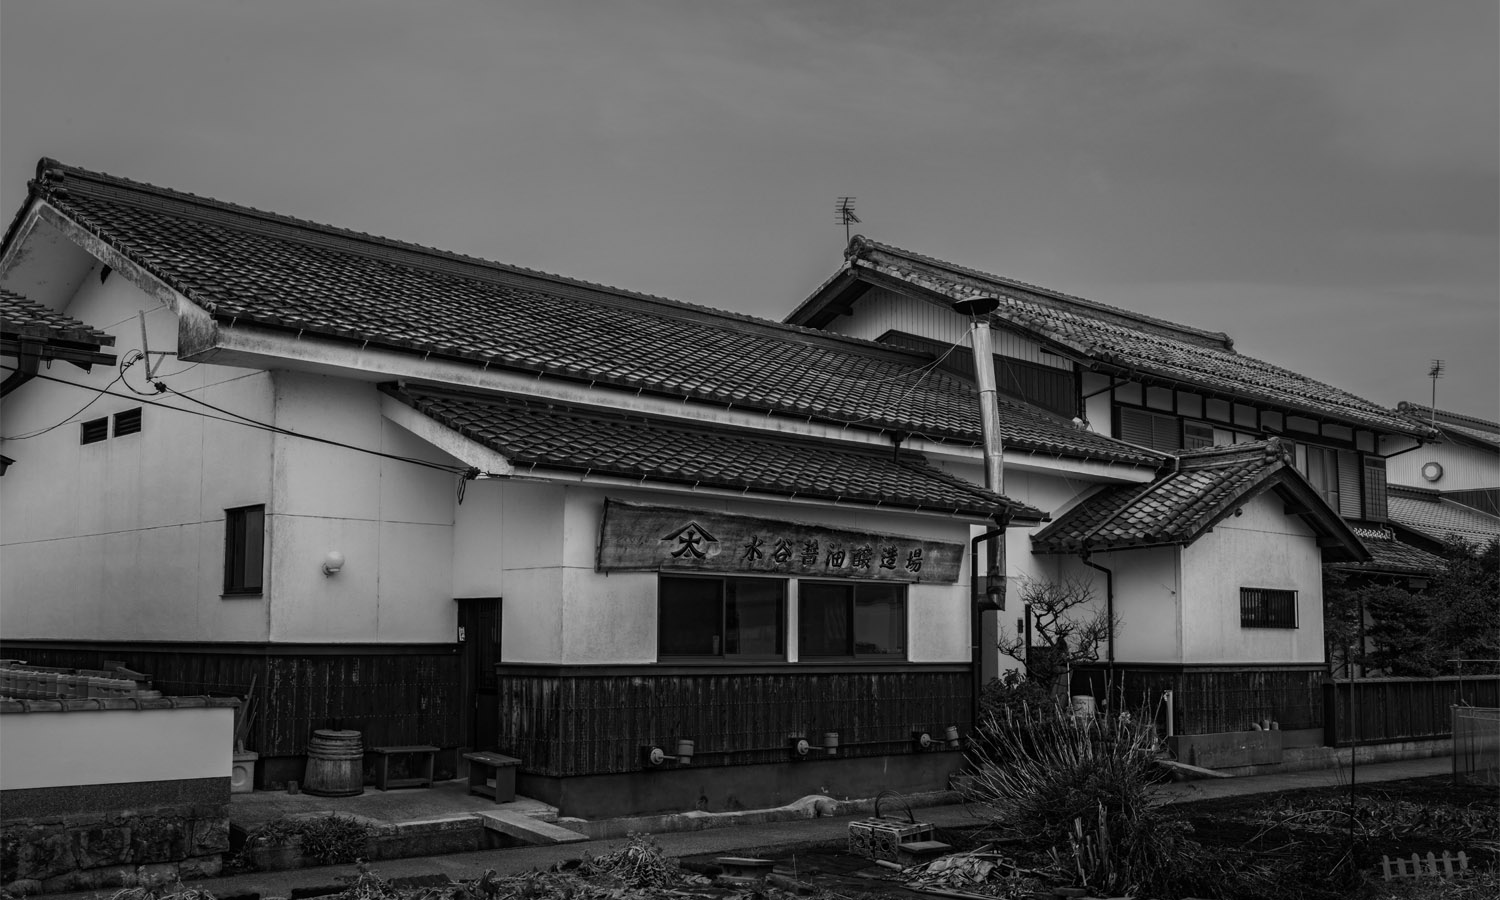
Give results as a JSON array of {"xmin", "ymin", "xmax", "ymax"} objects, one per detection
[
  {"xmin": 322, "ymin": 551, "xmax": 345, "ymax": 576},
  {"xmin": 1421, "ymin": 461, "xmax": 1444, "ymax": 483}
]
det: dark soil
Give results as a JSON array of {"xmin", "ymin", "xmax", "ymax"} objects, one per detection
[{"xmin": 680, "ymin": 776, "xmax": 1500, "ymax": 900}]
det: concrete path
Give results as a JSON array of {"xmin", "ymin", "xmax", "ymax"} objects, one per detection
[{"xmin": 49, "ymin": 755, "xmax": 1452, "ymax": 900}]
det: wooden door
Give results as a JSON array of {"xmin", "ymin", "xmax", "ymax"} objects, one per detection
[{"xmin": 456, "ymin": 597, "xmax": 501, "ymax": 751}]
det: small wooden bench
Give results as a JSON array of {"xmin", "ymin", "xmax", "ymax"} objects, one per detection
[
  {"xmin": 370, "ymin": 745, "xmax": 438, "ymax": 791},
  {"xmin": 463, "ymin": 751, "xmax": 521, "ymax": 803}
]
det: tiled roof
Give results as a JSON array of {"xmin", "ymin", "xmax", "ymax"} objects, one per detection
[
  {"xmin": 383, "ymin": 384, "xmax": 1047, "ymax": 522},
  {"xmin": 0, "ymin": 288, "xmax": 114, "ymax": 348},
  {"xmin": 818, "ymin": 238, "xmax": 1428, "ymax": 437},
  {"xmin": 12, "ymin": 160, "xmax": 1160, "ymax": 467},
  {"xmin": 1388, "ymin": 486, "xmax": 1500, "ymax": 547},
  {"xmin": 1031, "ymin": 439, "xmax": 1366, "ymax": 561},
  {"xmin": 1396, "ymin": 402, "xmax": 1500, "ymax": 449},
  {"xmin": 1335, "ymin": 526, "xmax": 1446, "ymax": 576}
]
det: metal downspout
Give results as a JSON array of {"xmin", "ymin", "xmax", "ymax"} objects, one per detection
[
  {"xmin": 953, "ymin": 297, "xmax": 1007, "ymax": 737},
  {"xmin": 1079, "ymin": 552, "xmax": 1115, "ymax": 702}
]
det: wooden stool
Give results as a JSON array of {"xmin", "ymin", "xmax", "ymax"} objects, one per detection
[
  {"xmin": 462, "ymin": 751, "xmax": 521, "ymax": 803},
  {"xmin": 371, "ymin": 744, "xmax": 438, "ymax": 790}
]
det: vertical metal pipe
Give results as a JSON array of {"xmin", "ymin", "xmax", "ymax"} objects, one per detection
[
  {"xmin": 964, "ymin": 315, "xmax": 1007, "ymax": 734},
  {"xmin": 967, "ymin": 319, "xmax": 1005, "ymax": 496}
]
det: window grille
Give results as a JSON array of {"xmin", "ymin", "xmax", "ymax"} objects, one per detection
[{"xmin": 1240, "ymin": 587, "xmax": 1297, "ymax": 628}]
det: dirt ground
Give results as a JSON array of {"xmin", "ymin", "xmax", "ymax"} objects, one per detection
[{"xmin": 674, "ymin": 775, "xmax": 1500, "ymax": 900}]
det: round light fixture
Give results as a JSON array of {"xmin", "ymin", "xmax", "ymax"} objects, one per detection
[{"xmin": 1421, "ymin": 461, "xmax": 1443, "ymax": 483}]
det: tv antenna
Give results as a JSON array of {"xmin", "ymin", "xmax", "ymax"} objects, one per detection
[
  {"xmin": 137, "ymin": 310, "xmax": 172, "ymax": 379},
  {"xmin": 836, "ymin": 197, "xmax": 860, "ymax": 242},
  {"xmin": 1427, "ymin": 359, "xmax": 1444, "ymax": 429}
]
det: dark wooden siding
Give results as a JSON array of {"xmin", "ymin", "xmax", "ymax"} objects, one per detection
[
  {"xmin": 993, "ymin": 356, "xmax": 1076, "ymax": 417},
  {"xmin": 498, "ymin": 665, "xmax": 970, "ymax": 777},
  {"xmin": 1324, "ymin": 675, "xmax": 1499, "ymax": 745},
  {"xmin": 1444, "ymin": 488, "xmax": 1499, "ymax": 516},
  {"xmin": 1074, "ymin": 665, "xmax": 1326, "ymax": 735},
  {"xmin": 1, "ymin": 641, "xmax": 460, "ymax": 756}
]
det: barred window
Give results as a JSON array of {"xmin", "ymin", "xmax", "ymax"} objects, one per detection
[{"xmin": 1240, "ymin": 587, "xmax": 1297, "ymax": 628}]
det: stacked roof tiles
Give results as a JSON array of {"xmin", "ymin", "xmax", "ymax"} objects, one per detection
[
  {"xmin": 821, "ymin": 237, "xmax": 1426, "ymax": 437},
  {"xmin": 387, "ymin": 385, "xmax": 1046, "ymax": 521},
  {"xmin": 1031, "ymin": 439, "xmax": 1363, "ymax": 561},
  {"xmin": 17, "ymin": 161, "xmax": 1158, "ymax": 471}
]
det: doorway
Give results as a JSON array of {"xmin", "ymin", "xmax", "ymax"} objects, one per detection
[{"xmin": 456, "ymin": 597, "xmax": 501, "ymax": 751}]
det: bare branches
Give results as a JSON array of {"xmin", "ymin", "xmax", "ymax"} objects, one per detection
[{"xmin": 998, "ymin": 576, "xmax": 1121, "ymax": 695}]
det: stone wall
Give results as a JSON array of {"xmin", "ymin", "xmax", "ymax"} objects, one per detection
[
  {"xmin": 1, "ymin": 801, "xmax": 228, "ymax": 895},
  {"xmin": 1, "ymin": 696, "xmax": 237, "ymax": 895}
]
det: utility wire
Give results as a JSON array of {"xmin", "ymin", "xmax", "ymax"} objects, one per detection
[
  {"xmin": 829, "ymin": 332, "xmax": 969, "ymax": 429},
  {"xmin": 0, "ymin": 372, "xmax": 126, "ymax": 440},
  {"xmin": 1, "ymin": 364, "xmax": 481, "ymax": 477}
]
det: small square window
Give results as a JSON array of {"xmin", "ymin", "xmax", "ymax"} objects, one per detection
[
  {"xmin": 224, "ymin": 505, "xmax": 266, "ymax": 595},
  {"xmin": 80, "ymin": 417, "xmax": 108, "ymax": 444},
  {"xmin": 113, "ymin": 408, "xmax": 142, "ymax": 437},
  {"xmin": 1183, "ymin": 420, "xmax": 1214, "ymax": 450},
  {"xmin": 1240, "ymin": 587, "xmax": 1297, "ymax": 628}
]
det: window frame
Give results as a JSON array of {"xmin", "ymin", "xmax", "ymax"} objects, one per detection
[
  {"xmin": 223, "ymin": 505, "xmax": 266, "ymax": 596},
  {"xmin": 1240, "ymin": 587, "xmax": 1297, "ymax": 629},
  {"xmin": 657, "ymin": 574, "xmax": 787, "ymax": 662},
  {"xmin": 797, "ymin": 580, "xmax": 908, "ymax": 661}
]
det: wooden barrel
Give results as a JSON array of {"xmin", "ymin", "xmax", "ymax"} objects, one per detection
[{"xmin": 303, "ymin": 729, "xmax": 365, "ymax": 797}]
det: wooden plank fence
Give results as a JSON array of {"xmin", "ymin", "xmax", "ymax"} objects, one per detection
[
  {"xmin": 497, "ymin": 665, "xmax": 970, "ymax": 777},
  {"xmin": 1324, "ymin": 675, "xmax": 1500, "ymax": 746},
  {"xmin": 1, "ymin": 643, "xmax": 461, "ymax": 756}
]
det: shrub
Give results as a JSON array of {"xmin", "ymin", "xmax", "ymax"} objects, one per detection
[
  {"xmin": 960, "ymin": 703, "xmax": 1214, "ymax": 898},
  {"xmin": 235, "ymin": 814, "xmax": 373, "ymax": 869}
]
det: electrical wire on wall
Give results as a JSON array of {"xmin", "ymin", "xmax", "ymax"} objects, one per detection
[
  {"xmin": 0, "ymin": 372, "xmax": 126, "ymax": 440},
  {"xmin": 1, "ymin": 363, "xmax": 494, "ymax": 481}
]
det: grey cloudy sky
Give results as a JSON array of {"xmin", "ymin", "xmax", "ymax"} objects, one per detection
[{"xmin": 3, "ymin": 1, "xmax": 1495, "ymax": 416}]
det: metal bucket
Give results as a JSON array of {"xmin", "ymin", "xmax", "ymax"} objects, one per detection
[{"xmin": 303, "ymin": 729, "xmax": 364, "ymax": 797}]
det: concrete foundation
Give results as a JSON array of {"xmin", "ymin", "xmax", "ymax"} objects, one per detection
[{"xmin": 518, "ymin": 750, "xmax": 966, "ymax": 820}]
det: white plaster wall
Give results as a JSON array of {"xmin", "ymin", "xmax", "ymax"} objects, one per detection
[
  {"xmin": 1179, "ymin": 493, "xmax": 1324, "ymax": 664},
  {"xmin": 825, "ymin": 288, "xmax": 1069, "ymax": 370},
  {"xmin": 266, "ymin": 372, "xmax": 459, "ymax": 643},
  {"xmin": 1388, "ymin": 439, "xmax": 1498, "ymax": 492},
  {"xmin": 0, "ymin": 706, "xmax": 233, "ymax": 789},
  {"xmin": 455, "ymin": 479, "xmax": 569, "ymax": 663},
  {"xmin": 0, "ymin": 265, "xmax": 272, "ymax": 641},
  {"xmin": 1053, "ymin": 545, "xmax": 1182, "ymax": 664},
  {"xmin": 492, "ymin": 485, "xmax": 979, "ymax": 665}
]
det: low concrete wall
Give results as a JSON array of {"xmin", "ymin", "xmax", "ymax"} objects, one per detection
[
  {"xmin": 1170, "ymin": 729, "xmax": 1283, "ymax": 769},
  {"xmin": 1, "ymin": 697, "xmax": 237, "ymax": 895},
  {"xmin": 521, "ymin": 749, "xmax": 966, "ymax": 819}
]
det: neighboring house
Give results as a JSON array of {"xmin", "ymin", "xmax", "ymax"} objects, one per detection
[
  {"xmin": 1386, "ymin": 402, "xmax": 1500, "ymax": 548},
  {"xmin": 0, "ymin": 160, "xmax": 1195, "ymax": 818},
  {"xmin": 788, "ymin": 236, "xmax": 1423, "ymax": 732}
]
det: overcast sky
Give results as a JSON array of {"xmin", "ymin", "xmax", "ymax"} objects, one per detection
[{"xmin": 3, "ymin": 1, "xmax": 1495, "ymax": 417}]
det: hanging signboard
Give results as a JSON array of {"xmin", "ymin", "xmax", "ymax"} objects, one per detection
[{"xmin": 596, "ymin": 499, "xmax": 964, "ymax": 583}]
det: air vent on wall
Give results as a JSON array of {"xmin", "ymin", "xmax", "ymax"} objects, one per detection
[
  {"xmin": 114, "ymin": 408, "xmax": 142, "ymax": 437},
  {"xmin": 80, "ymin": 417, "xmax": 108, "ymax": 445}
]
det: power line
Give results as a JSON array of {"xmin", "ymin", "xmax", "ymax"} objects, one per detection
[
  {"xmin": 1, "ymin": 365, "xmax": 481, "ymax": 477},
  {"xmin": 0, "ymin": 372, "xmax": 126, "ymax": 440}
]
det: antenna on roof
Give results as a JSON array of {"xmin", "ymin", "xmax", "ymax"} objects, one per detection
[
  {"xmin": 836, "ymin": 197, "xmax": 860, "ymax": 243},
  {"xmin": 1427, "ymin": 359, "xmax": 1444, "ymax": 429}
]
